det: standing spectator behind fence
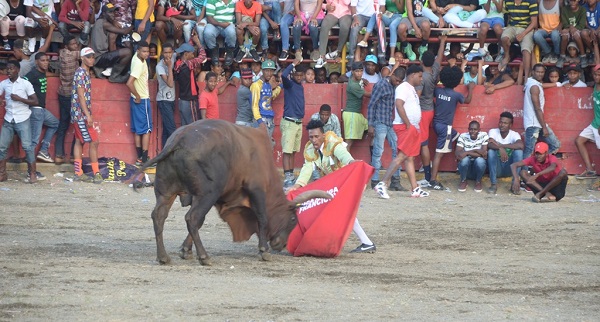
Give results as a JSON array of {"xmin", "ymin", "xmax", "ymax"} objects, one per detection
[
  {"xmin": 156, "ymin": 43, "xmax": 176, "ymax": 148},
  {"xmin": 174, "ymin": 43, "xmax": 207, "ymax": 125},
  {"xmin": 156, "ymin": 0, "xmax": 195, "ymax": 48},
  {"xmin": 1, "ymin": 0, "xmax": 26, "ymax": 51},
  {"xmin": 126, "ymin": 42, "xmax": 152, "ymax": 166},
  {"xmin": 134, "ymin": 0, "xmax": 155, "ymax": 44},
  {"xmin": 55, "ymin": 35, "xmax": 80, "ymax": 165},
  {"xmin": 205, "ymin": 0, "xmax": 237, "ymax": 66},
  {"xmin": 498, "ymin": 0, "xmax": 538, "ymax": 81},
  {"xmin": 251, "ymin": 59, "xmax": 282, "ymax": 145},
  {"xmin": 533, "ymin": 0, "xmax": 560, "ymax": 65},
  {"xmin": 557, "ymin": 0, "xmax": 588, "ymax": 68},
  {"xmin": 58, "ymin": 0, "xmax": 91, "ymax": 45},
  {"xmin": 343, "ymin": 61, "xmax": 371, "ymax": 152},
  {"xmin": 313, "ymin": 0, "xmax": 351, "ymax": 68},
  {"xmin": 24, "ymin": 0, "xmax": 59, "ymax": 54},
  {"xmin": 235, "ymin": 68, "xmax": 255, "ymax": 127}
]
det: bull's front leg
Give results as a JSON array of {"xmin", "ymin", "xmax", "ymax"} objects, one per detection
[
  {"xmin": 186, "ymin": 197, "xmax": 217, "ymax": 266},
  {"xmin": 248, "ymin": 188, "xmax": 271, "ymax": 261}
]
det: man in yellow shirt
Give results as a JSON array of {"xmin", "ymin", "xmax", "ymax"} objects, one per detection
[{"xmin": 126, "ymin": 41, "xmax": 152, "ymax": 166}]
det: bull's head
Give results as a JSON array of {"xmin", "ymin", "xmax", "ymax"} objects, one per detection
[{"xmin": 268, "ymin": 190, "xmax": 333, "ymax": 251}]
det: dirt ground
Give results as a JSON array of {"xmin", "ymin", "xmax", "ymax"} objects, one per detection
[{"xmin": 1, "ymin": 170, "xmax": 599, "ymax": 321}]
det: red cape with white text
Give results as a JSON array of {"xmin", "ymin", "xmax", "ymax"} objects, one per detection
[{"xmin": 286, "ymin": 161, "xmax": 374, "ymax": 257}]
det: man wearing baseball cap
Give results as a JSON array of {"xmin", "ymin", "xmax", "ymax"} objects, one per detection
[
  {"xmin": 250, "ymin": 59, "xmax": 282, "ymax": 145},
  {"xmin": 510, "ymin": 142, "xmax": 568, "ymax": 202},
  {"xmin": 562, "ymin": 63, "xmax": 587, "ymax": 88},
  {"xmin": 173, "ymin": 42, "xmax": 207, "ymax": 125},
  {"xmin": 235, "ymin": 68, "xmax": 255, "ymax": 127}
]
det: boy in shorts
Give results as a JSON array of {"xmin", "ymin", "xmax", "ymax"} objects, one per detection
[
  {"xmin": 429, "ymin": 66, "xmax": 474, "ymax": 191},
  {"xmin": 126, "ymin": 42, "xmax": 152, "ymax": 166},
  {"xmin": 71, "ymin": 47, "xmax": 102, "ymax": 183},
  {"xmin": 574, "ymin": 65, "xmax": 600, "ymax": 181}
]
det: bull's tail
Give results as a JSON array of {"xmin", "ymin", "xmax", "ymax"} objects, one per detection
[{"xmin": 132, "ymin": 135, "xmax": 181, "ymax": 192}]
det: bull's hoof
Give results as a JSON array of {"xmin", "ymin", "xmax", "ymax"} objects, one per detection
[
  {"xmin": 157, "ymin": 256, "xmax": 171, "ymax": 265},
  {"xmin": 260, "ymin": 251, "xmax": 272, "ymax": 262},
  {"xmin": 199, "ymin": 257, "xmax": 212, "ymax": 266},
  {"xmin": 179, "ymin": 247, "xmax": 193, "ymax": 260}
]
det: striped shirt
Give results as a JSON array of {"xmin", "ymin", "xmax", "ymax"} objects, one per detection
[
  {"xmin": 205, "ymin": 0, "xmax": 236, "ymax": 23},
  {"xmin": 457, "ymin": 132, "xmax": 489, "ymax": 152},
  {"xmin": 505, "ymin": 0, "xmax": 538, "ymax": 28}
]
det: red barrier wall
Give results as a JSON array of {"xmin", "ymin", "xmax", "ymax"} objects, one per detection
[{"xmin": 1, "ymin": 78, "xmax": 598, "ymax": 175}]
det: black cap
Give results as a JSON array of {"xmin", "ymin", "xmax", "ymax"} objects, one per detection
[
  {"xmin": 565, "ymin": 63, "xmax": 581, "ymax": 73},
  {"xmin": 351, "ymin": 61, "xmax": 364, "ymax": 71},
  {"xmin": 406, "ymin": 64, "xmax": 423, "ymax": 76}
]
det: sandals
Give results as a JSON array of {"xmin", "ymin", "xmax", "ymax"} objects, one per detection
[
  {"xmin": 429, "ymin": 180, "xmax": 445, "ymax": 191},
  {"xmin": 411, "ymin": 187, "xmax": 430, "ymax": 198},
  {"xmin": 576, "ymin": 170, "xmax": 597, "ymax": 180}
]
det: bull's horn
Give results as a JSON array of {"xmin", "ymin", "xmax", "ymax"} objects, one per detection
[{"xmin": 291, "ymin": 190, "xmax": 332, "ymax": 207}]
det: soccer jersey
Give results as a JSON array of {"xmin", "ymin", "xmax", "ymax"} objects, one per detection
[{"xmin": 433, "ymin": 87, "xmax": 464, "ymax": 125}]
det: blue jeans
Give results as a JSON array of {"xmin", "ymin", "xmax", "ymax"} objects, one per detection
[
  {"xmin": 30, "ymin": 108, "xmax": 58, "ymax": 154},
  {"xmin": 260, "ymin": 1, "xmax": 282, "ymax": 50},
  {"xmin": 533, "ymin": 29, "xmax": 560, "ymax": 56},
  {"xmin": 524, "ymin": 126, "xmax": 561, "ymax": 158},
  {"xmin": 182, "ymin": 19, "xmax": 203, "ymax": 44},
  {"xmin": 280, "ymin": 13, "xmax": 295, "ymax": 51},
  {"xmin": 0, "ymin": 118, "xmax": 34, "ymax": 163},
  {"xmin": 365, "ymin": 13, "xmax": 402, "ymax": 48},
  {"xmin": 204, "ymin": 23, "xmax": 236, "ymax": 49},
  {"xmin": 370, "ymin": 122, "xmax": 400, "ymax": 181},
  {"xmin": 178, "ymin": 99, "xmax": 200, "ymax": 126},
  {"xmin": 157, "ymin": 100, "xmax": 176, "ymax": 148},
  {"xmin": 348, "ymin": 14, "xmax": 370, "ymax": 57},
  {"xmin": 292, "ymin": 18, "xmax": 321, "ymax": 50},
  {"xmin": 487, "ymin": 149, "xmax": 524, "ymax": 185},
  {"xmin": 458, "ymin": 156, "xmax": 487, "ymax": 182}
]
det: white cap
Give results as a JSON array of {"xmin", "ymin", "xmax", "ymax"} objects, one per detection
[{"xmin": 80, "ymin": 47, "xmax": 95, "ymax": 57}]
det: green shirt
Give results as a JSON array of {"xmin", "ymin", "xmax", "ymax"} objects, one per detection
[
  {"xmin": 205, "ymin": 0, "xmax": 236, "ymax": 23},
  {"xmin": 402, "ymin": 0, "xmax": 429, "ymax": 17},
  {"xmin": 385, "ymin": 0, "xmax": 400, "ymax": 14},
  {"xmin": 346, "ymin": 78, "xmax": 365, "ymax": 113},
  {"xmin": 592, "ymin": 85, "xmax": 600, "ymax": 129},
  {"xmin": 560, "ymin": 6, "xmax": 587, "ymax": 30}
]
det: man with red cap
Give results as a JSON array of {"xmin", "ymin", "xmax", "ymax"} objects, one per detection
[{"xmin": 510, "ymin": 142, "xmax": 568, "ymax": 202}]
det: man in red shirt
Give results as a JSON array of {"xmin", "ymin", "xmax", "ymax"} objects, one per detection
[
  {"xmin": 200, "ymin": 71, "xmax": 219, "ymax": 119},
  {"xmin": 510, "ymin": 142, "xmax": 568, "ymax": 202}
]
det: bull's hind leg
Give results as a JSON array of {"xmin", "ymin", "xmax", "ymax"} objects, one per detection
[
  {"xmin": 185, "ymin": 195, "xmax": 218, "ymax": 266},
  {"xmin": 152, "ymin": 194, "xmax": 177, "ymax": 264},
  {"xmin": 247, "ymin": 187, "xmax": 271, "ymax": 261}
]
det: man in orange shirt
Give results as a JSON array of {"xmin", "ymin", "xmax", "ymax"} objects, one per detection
[
  {"xmin": 200, "ymin": 71, "xmax": 220, "ymax": 119},
  {"xmin": 234, "ymin": 0, "xmax": 262, "ymax": 62}
]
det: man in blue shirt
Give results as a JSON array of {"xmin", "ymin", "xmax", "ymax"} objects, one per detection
[{"xmin": 281, "ymin": 58, "xmax": 305, "ymax": 188}]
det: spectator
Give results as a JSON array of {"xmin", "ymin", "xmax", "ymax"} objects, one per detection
[
  {"xmin": 574, "ymin": 65, "xmax": 600, "ymax": 180},
  {"xmin": 442, "ymin": 0, "xmax": 486, "ymax": 28},
  {"xmin": 315, "ymin": 67, "xmax": 328, "ymax": 83},
  {"xmin": 533, "ymin": 0, "xmax": 560, "ymax": 64},
  {"xmin": 582, "ymin": 0, "xmax": 600, "ymax": 59},
  {"xmin": 71, "ymin": 47, "xmax": 102, "ymax": 183},
  {"xmin": 313, "ymin": 0, "xmax": 351, "ymax": 68},
  {"xmin": 258, "ymin": 0, "xmax": 281, "ymax": 60},
  {"xmin": 155, "ymin": 0, "xmax": 195, "ymax": 47},
  {"xmin": 279, "ymin": 0, "xmax": 299, "ymax": 60},
  {"xmin": 234, "ymin": 0, "xmax": 262, "ymax": 62},
  {"xmin": 562, "ymin": 63, "xmax": 587, "ymax": 88},
  {"xmin": 126, "ymin": 42, "xmax": 152, "ymax": 165},
  {"xmin": 251, "ymin": 59, "xmax": 282, "ymax": 145},
  {"xmin": 235, "ymin": 68, "xmax": 255, "ymax": 127},
  {"xmin": 543, "ymin": 65, "xmax": 563, "ymax": 88},
  {"xmin": 311, "ymin": 104, "xmax": 341, "ymax": 137},
  {"xmin": 156, "ymin": 43, "xmax": 176, "ymax": 148},
  {"xmin": 483, "ymin": 64, "xmax": 515, "ymax": 94},
  {"xmin": 455, "ymin": 120, "xmax": 488, "ymax": 192},
  {"xmin": 397, "ymin": 0, "xmax": 436, "ymax": 61},
  {"xmin": 487, "ymin": 111, "xmax": 524, "ymax": 194},
  {"xmin": 293, "ymin": 0, "xmax": 324, "ymax": 62},
  {"xmin": 477, "ymin": 0, "xmax": 504, "ymax": 58},
  {"xmin": 358, "ymin": 0, "xmax": 402, "ymax": 65},
  {"xmin": 281, "ymin": 57, "xmax": 305, "ymax": 188},
  {"xmin": 303, "ymin": 66, "xmax": 314, "ymax": 83},
  {"xmin": 339, "ymin": 54, "xmax": 381, "ymax": 83},
  {"xmin": 251, "ymin": 60, "xmax": 263, "ymax": 81},
  {"xmin": 523, "ymin": 64, "xmax": 561, "ymax": 157},
  {"xmin": 510, "ymin": 142, "xmax": 568, "ymax": 202},
  {"xmin": 188, "ymin": 0, "xmax": 208, "ymax": 47},
  {"xmin": 89, "ymin": 4, "xmax": 133, "ymax": 83},
  {"xmin": 174, "ymin": 43, "xmax": 207, "ymax": 125},
  {"xmin": 134, "ymin": 0, "xmax": 155, "ymax": 44},
  {"xmin": 374, "ymin": 65, "xmax": 430, "ymax": 198},
  {"xmin": 198, "ymin": 61, "xmax": 227, "ymax": 81},
  {"xmin": 148, "ymin": 43, "xmax": 158, "ymax": 79},
  {"xmin": 199, "ymin": 71, "xmax": 221, "ymax": 119},
  {"xmin": 343, "ymin": 61, "xmax": 371, "ymax": 151},
  {"xmin": 498, "ymin": 0, "xmax": 538, "ymax": 81},
  {"xmin": 366, "ymin": 62, "xmax": 404, "ymax": 190},
  {"xmin": 205, "ymin": 0, "xmax": 237, "ymax": 66},
  {"xmin": 11, "ymin": 35, "xmax": 52, "ymax": 78},
  {"xmin": 329, "ymin": 71, "xmax": 341, "ymax": 83},
  {"xmin": 1, "ymin": 0, "xmax": 26, "ymax": 51},
  {"xmin": 460, "ymin": 58, "xmax": 484, "ymax": 85},
  {"xmin": 428, "ymin": 67, "xmax": 474, "ymax": 191},
  {"xmin": 24, "ymin": 52, "xmax": 58, "ymax": 173},
  {"xmin": 24, "ymin": 0, "xmax": 59, "ymax": 53},
  {"xmin": 557, "ymin": 0, "xmax": 588, "ymax": 68},
  {"xmin": 0, "ymin": 60, "xmax": 39, "ymax": 183},
  {"xmin": 58, "ymin": 0, "xmax": 91, "ymax": 45},
  {"xmin": 55, "ymin": 35, "xmax": 80, "ymax": 165},
  {"xmin": 288, "ymin": 119, "xmax": 377, "ymax": 253},
  {"xmin": 347, "ymin": 0, "xmax": 378, "ymax": 62}
]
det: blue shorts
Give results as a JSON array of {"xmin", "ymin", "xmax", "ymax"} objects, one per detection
[
  {"xmin": 481, "ymin": 17, "xmax": 505, "ymax": 28},
  {"xmin": 433, "ymin": 122, "xmax": 458, "ymax": 153},
  {"xmin": 130, "ymin": 97, "xmax": 153, "ymax": 135}
]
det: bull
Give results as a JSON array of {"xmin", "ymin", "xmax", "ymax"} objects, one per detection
[{"xmin": 135, "ymin": 120, "xmax": 330, "ymax": 265}]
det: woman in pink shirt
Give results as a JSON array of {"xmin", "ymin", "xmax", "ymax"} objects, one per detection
[{"xmin": 314, "ymin": 0, "xmax": 351, "ymax": 68}]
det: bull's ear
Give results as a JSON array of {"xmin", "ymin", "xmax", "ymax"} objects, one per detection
[{"xmin": 291, "ymin": 190, "xmax": 332, "ymax": 208}]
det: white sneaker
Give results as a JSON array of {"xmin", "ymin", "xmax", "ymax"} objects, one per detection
[
  {"xmin": 357, "ymin": 40, "xmax": 368, "ymax": 48},
  {"xmin": 388, "ymin": 57, "xmax": 396, "ymax": 65},
  {"xmin": 411, "ymin": 187, "xmax": 430, "ymax": 198},
  {"xmin": 325, "ymin": 51, "xmax": 338, "ymax": 60},
  {"xmin": 374, "ymin": 182, "xmax": 390, "ymax": 199},
  {"xmin": 102, "ymin": 67, "xmax": 113, "ymax": 77},
  {"xmin": 27, "ymin": 38, "xmax": 35, "ymax": 53},
  {"xmin": 478, "ymin": 47, "xmax": 488, "ymax": 56},
  {"xmin": 315, "ymin": 57, "xmax": 326, "ymax": 68}
]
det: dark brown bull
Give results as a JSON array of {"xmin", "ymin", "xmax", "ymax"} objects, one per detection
[{"xmin": 135, "ymin": 120, "xmax": 329, "ymax": 265}]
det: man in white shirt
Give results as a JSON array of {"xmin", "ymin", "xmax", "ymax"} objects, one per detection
[
  {"xmin": 487, "ymin": 112, "xmax": 524, "ymax": 194},
  {"xmin": 348, "ymin": 0, "xmax": 378, "ymax": 62},
  {"xmin": 456, "ymin": 120, "xmax": 488, "ymax": 193},
  {"xmin": 374, "ymin": 65, "xmax": 430, "ymax": 199},
  {"xmin": 24, "ymin": 0, "xmax": 60, "ymax": 53},
  {"xmin": 0, "ymin": 61, "xmax": 40, "ymax": 183},
  {"xmin": 562, "ymin": 63, "xmax": 587, "ymax": 88}
]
